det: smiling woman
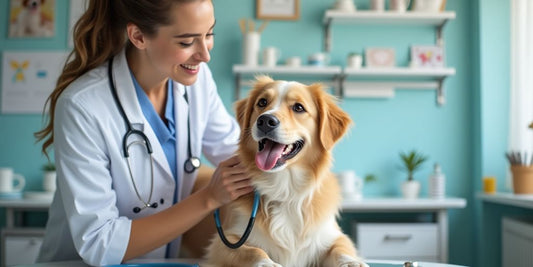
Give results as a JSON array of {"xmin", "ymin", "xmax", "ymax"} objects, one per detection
[{"xmin": 33, "ymin": 0, "xmax": 253, "ymax": 265}]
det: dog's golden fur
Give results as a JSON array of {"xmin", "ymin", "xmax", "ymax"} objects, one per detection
[{"xmin": 203, "ymin": 76, "xmax": 367, "ymax": 267}]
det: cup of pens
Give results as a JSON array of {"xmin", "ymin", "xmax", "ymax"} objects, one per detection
[{"xmin": 506, "ymin": 151, "xmax": 533, "ymax": 194}]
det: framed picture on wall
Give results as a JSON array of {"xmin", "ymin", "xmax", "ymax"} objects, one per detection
[
  {"xmin": 410, "ymin": 45, "xmax": 445, "ymax": 68},
  {"xmin": 365, "ymin": 48, "xmax": 396, "ymax": 68},
  {"xmin": 8, "ymin": 0, "xmax": 56, "ymax": 38},
  {"xmin": 257, "ymin": 0, "xmax": 300, "ymax": 20}
]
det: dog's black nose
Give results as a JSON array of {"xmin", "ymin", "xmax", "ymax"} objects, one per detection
[{"xmin": 257, "ymin": 114, "xmax": 279, "ymax": 133}]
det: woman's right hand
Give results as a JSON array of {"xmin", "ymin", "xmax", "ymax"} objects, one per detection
[{"xmin": 205, "ymin": 155, "xmax": 253, "ymax": 209}]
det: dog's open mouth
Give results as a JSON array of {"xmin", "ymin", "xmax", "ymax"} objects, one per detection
[{"xmin": 255, "ymin": 138, "xmax": 304, "ymax": 171}]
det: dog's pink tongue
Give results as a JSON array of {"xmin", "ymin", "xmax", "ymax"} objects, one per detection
[{"xmin": 256, "ymin": 140, "xmax": 285, "ymax": 171}]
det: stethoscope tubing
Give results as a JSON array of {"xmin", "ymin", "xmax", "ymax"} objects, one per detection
[
  {"xmin": 108, "ymin": 59, "xmax": 158, "ymax": 213},
  {"xmin": 214, "ymin": 191, "xmax": 260, "ymax": 249}
]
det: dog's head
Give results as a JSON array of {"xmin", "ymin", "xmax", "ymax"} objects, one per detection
[
  {"xmin": 235, "ymin": 76, "xmax": 352, "ymax": 174},
  {"xmin": 23, "ymin": 0, "xmax": 44, "ymax": 12}
]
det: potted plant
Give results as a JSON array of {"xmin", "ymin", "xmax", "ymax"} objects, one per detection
[
  {"xmin": 399, "ymin": 150, "xmax": 428, "ymax": 199},
  {"xmin": 42, "ymin": 162, "xmax": 56, "ymax": 192}
]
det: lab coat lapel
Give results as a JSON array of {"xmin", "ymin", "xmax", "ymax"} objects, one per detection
[
  {"xmin": 174, "ymin": 83, "xmax": 189, "ymax": 201},
  {"xmin": 111, "ymin": 50, "xmax": 174, "ymax": 182}
]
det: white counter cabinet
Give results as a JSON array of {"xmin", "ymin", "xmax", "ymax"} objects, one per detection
[{"xmin": 341, "ymin": 197, "xmax": 466, "ymax": 263}]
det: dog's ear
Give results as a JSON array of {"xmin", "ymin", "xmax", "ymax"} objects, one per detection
[
  {"xmin": 234, "ymin": 75, "xmax": 274, "ymax": 130},
  {"xmin": 253, "ymin": 75, "xmax": 274, "ymax": 88},
  {"xmin": 312, "ymin": 84, "xmax": 353, "ymax": 150},
  {"xmin": 234, "ymin": 97, "xmax": 249, "ymax": 130}
]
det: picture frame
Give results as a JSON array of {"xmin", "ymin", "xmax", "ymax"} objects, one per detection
[
  {"xmin": 8, "ymin": 0, "xmax": 56, "ymax": 38},
  {"xmin": 256, "ymin": 0, "xmax": 300, "ymax": 20},
  {"xmin": 365, "ymin": 48, "xmax": 396, "ymax": 68},
  {"xmin": 410, "ymin": 45, "xmax": 445, "ymax": 68}
]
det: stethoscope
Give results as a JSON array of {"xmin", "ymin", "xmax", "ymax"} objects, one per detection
[
  {"xmin": 214, "ymin": 191, "xmax": 260, "ymax": 249},
  {"xmin": 108, "ymin": 58, "xmax": 201, "ymax": 214}
]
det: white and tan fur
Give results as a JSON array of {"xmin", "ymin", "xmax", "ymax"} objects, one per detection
[{"xmin": 203, "ymin": 76, "xmax": 368, "ymax": 267}]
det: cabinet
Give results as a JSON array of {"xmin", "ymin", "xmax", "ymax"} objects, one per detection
[
  {"xmin": 341, "ymin": 197, "xmax": 466, "ymax": 263},
  {"xmin": 356, "ymin": 223, "xmax": 438, "ymax": 262},
  {"xmin": 1, "ymin": 228, "xmax": 44, "ymax": 267},
  {"xmin": 0, "ymin": 198, "xmax": 51, "ymax": 267},
  {"xmin": 502, "ymin": 217, "xmax": 533, "ymax": 267},
  {"xmin": 233, "ymin": 10, "xmax": 456, "ymax": 105}
]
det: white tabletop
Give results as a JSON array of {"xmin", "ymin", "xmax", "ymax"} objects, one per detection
[
  {"xmin": 14, "ymin": 259, "xmax": 467, "ymax": 267},
  {"xmin": 0, "ymin": 196, "xmax": 467, "ymax": 211}
]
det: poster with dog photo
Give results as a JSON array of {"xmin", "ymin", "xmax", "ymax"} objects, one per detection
[{"xmin": 8, "ymin": 0, "xmax": 55, "ymax": 38}]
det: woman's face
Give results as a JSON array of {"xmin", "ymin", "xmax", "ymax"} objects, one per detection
[{"xmin": 143, "ymin": 0, "xmax": 215, "ymax": 86}]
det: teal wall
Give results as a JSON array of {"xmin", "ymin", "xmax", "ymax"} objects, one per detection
[{"xmin": 0, "ymin": 0, "xmax": 517, "ymax": 266}]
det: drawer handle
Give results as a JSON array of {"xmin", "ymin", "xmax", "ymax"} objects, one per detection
[{"xmin": 383, "ymin": 234, "xmax": 412, "ymax": 242}]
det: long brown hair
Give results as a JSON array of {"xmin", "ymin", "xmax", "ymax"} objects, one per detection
[{"xmin": 35, "ymin": 0, "xmax": 199, "ymax": 157}]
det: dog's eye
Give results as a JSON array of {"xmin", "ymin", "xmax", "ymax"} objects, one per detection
[
  {"xmin": 257, "ymin": 98, "xmax": 268, "ymax": 107},
  {"xmin": 292, "ymin": 103, "xmax": 306, "ymax": 113}
]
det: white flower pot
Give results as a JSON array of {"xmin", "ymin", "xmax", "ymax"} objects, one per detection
[
  {"xmin": 401, "ymin": 180, "xmax": 421, "ymax": 199},
  {"xmin": 43, "ymin": 171, "xmax": 56, "ymax": 192}
]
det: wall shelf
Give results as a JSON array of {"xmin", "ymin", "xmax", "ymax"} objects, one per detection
[
  {"xmin": 232, "ymin": 11, "xmax": 456, "ymax": 105},
  {"xmin": 233, "ymin": 65, "xmax": 455, "ymax": 105},
  {"xmin": 323, "ymin": 10, "xmax": 456, "ymax": 51},
  {"xmin": 342, "ymin": 67, "xmax": 455, "ymax": 105},
  {"xmin": 232, "ymin": 64, "xmax": 342, "ymax": 100}
]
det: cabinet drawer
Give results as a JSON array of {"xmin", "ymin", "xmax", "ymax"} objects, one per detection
[
  {"xmin": 356, "ymin": 223, "xmax": 438, "ymax": 259},
  {"xmin": 1, "ymin": 228, "xmax": 45, "ymax": 267}
]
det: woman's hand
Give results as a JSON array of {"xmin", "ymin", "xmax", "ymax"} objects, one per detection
[{"xmin": 205, "ymin": 155, "xmax": 253, "ymax": 209}]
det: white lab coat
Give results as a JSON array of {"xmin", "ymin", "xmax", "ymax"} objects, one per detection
[{"xmin": 37, "ymin": 49, "xmax": 240, "ymax": 266}]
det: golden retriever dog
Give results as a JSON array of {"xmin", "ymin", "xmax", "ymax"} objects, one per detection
[{"xmin": 203, "ymin": 76, "xmax": 368, "ymax": 267}]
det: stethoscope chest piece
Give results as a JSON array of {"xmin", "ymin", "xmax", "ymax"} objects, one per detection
[{"xmin": 184, "ymin": 156, "xmax": 201, "ymax": 173}]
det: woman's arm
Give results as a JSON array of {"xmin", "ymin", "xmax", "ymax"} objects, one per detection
[{"xmin": 123, "ymin": 155, "xmax": 253, "ymax": 261}]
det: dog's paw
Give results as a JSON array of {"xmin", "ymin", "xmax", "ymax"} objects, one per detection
[
  {"xmin": 253, "ymin": 258, "xmax": 283, "ymax": 267},
  {"xmin": 337, "ymin": 255, "xmax": 369, "ymax": 267}
]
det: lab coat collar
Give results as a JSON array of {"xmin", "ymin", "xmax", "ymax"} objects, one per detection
[{"xmin": 111, "ymin": 49, "xmax": 174, "ymax": 182}]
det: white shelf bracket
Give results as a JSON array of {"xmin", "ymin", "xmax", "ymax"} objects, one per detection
[
  {"xmin": 436, "ymin": 19, "xmax": 449, "ymax": 47},
  {"xmin": 324, "ymin": 18, "xmax": 332, "ymax": 52},
  {"xmin": 436, "ymin": 77, "xmax": 445, "ymax": 106},
  {"xmin": 336, "ymin": 74, "xmax": 346, "ymax": 98}
]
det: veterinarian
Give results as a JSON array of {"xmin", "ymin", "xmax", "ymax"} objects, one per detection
[{"xmin": 34, "ymin": 0, "xmax": 253, "ymax": 265}]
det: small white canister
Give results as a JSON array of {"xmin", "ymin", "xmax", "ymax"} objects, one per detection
[
  {"xmin": 285, "ymin": 56, "xmax": 301, "ymax": 67},
  {"xmin": 347, "ymin": 53, "xmax": 363, "ymax": 69}
]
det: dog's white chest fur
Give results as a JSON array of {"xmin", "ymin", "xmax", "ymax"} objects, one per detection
[{"xmin": 238, "ymin": 169, "xmax": 342, "ymax": 267}]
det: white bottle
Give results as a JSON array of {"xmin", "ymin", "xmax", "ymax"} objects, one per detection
[{"xmin": 429, "ymin": 163, "xmax": 446, "ymax": 199}]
